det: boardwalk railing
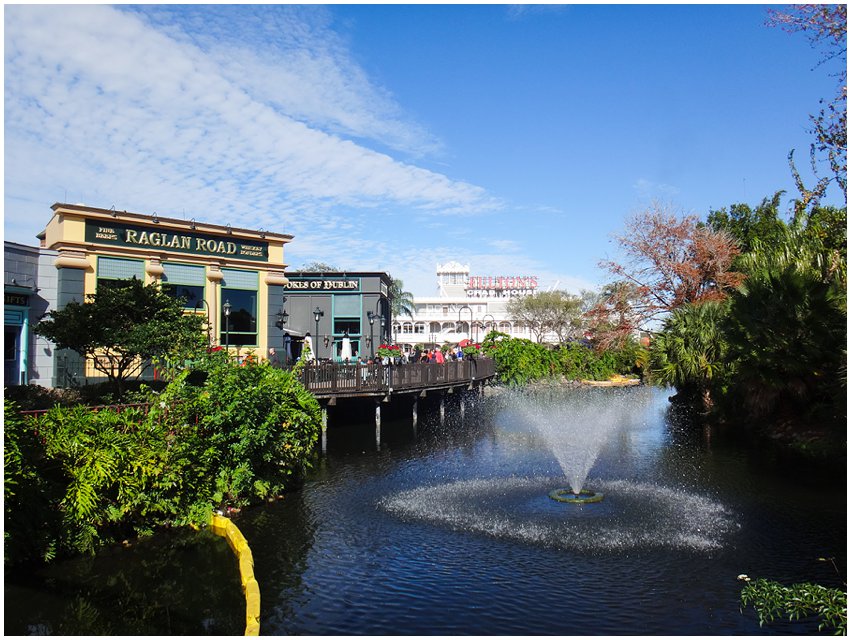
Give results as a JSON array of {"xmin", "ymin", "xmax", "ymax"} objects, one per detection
[
  {"xmin": 298, "ymin": 358, "xmax": 495, "ymax": 398},
  {"xmin": 15, "ymin": 359, "xmax": 497, "ymax": 417}
]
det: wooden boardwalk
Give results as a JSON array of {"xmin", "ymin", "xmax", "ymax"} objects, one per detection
[
  {"xmin": 299, "ymin": 358, "xmax": 497, "ymax": 452},
  {"xmin": 298, "ymin": 358, "xmax": 496, "ymax": 401}
]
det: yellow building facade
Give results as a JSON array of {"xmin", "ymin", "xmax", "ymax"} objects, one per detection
[{"xmin": 40, "ymin": 203, "xmax": 292, "ymax": 382}]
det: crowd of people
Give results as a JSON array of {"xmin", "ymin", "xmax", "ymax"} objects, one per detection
[{"xmin": 265, "ymin": 341, "xmax": 472, "ymax": 368}]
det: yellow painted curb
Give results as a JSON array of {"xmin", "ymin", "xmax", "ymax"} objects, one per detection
[{"xmin": 210, "ymin": 513, "xmax": 260, "ymax": 636}]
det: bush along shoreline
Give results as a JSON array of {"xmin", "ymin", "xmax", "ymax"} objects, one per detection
[
  {"xmin": 4, "ymin": 350, "xmax": 321, "ymax": 566},
  {"xmin": 484, "ymin": 332, "xmax": 648, "ymax": 387}
]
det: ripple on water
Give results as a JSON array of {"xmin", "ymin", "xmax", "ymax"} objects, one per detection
[{"xmin": 378, "ymin": 476, "xmax": 739, "ymax": 554}]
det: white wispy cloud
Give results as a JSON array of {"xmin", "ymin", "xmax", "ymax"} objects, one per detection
[
  {"xmin": 632, "ymin": 178, "xmax": 681, "ymax": 201},
  {"xmin": 505, "ymin": 5, "xmax": 570, "ymax": 21},
  {"xmin": 4, "ymin": 5, "xmax": 499, "ymax": 246},
  {"xmin": 488, "ymin": 239, "xmax": 521, "ymax": 253}
]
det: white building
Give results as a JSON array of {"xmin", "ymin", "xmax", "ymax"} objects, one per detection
[{"xmin": 392, "ymin": 261, "xmax": 542, "ymax": 351}]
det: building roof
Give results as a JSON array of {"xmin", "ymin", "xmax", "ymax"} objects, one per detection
[{"xmin": 49, "ymin": 202, "xmax": 294, "ymax": 242}]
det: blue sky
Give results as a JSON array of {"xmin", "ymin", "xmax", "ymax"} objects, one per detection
[{"xmin": 4, "ymin": 4, "xmax": 845, "ymax": 296}]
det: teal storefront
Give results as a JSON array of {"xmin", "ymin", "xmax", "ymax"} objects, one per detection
[{"xmin": 4, "ymin": 291, "xmax": 31, "ymax": 385}]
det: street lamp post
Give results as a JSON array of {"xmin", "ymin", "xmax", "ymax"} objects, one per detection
[
  {"xmin": 367, "ymin": 311, "xmax": 376, "ymax": 357},
  {"xmin": 223, "ymin": 299, "xmax": 231, "ymax": 350},
  {"xmin": 458, "ymin": 305, "xmax": 473, "ymax": 341},
  {"xmin": 313, "ymin": 307, "xmax": 324, "ymax": 358},
  {"xmin": 373, "ymin": 298, "xmax": 386, "ymax": 345},
  {"xmin": 275, "ymin": 296, "xmax": 289, "ymax": 358},
  {"xmin": 275, "ymin": 297, "xmax": 289, "ymax": 332},
  {"xmin": 482, "ymin": 313, "xmax": 496, "ymax": 341}
]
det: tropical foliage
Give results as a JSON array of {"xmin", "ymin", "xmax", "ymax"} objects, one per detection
[
  {"xmin": 649, "ymin": 301, "xmax": 733, "ymax": 411},
  {"xmin": 646, "ymin": 200, "xmax": 847, "ymax": 441},
  {"xmin": 389, "ymin": 277, "xmax": 415, "ymax": 319},
  {"xmin": 4, "ymin": 351, "xmax": 320, "ymax": 565},
  {"xmin": 725, "ymin": 226, "xmax": 845, "ymax": 423}
]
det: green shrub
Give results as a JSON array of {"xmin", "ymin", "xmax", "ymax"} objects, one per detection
[
  {"xmin": 150, "ymin": 350, "xmax": 322, "ymax": 506},
  {"xmin": 489, "ymin": 336, "xmax": 645, "ymax": 385},
  {"xmin": 3, "ymin": 351, "xmax": 321, "ymax": 565},
  {"xmin": 490, "ymin": 338, "xmax": 558, "ymax": 385}
]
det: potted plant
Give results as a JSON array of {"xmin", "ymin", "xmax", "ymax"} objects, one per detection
[{"xmin": 376, "ymin": 344, "xmax": 402, "ymax": 363}]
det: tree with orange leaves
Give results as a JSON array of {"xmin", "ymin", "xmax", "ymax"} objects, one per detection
[{"xmin": 592, "ymin": 202, "xmax": 743, "ymax": 346}]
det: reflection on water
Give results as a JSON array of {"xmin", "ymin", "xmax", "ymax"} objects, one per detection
[
  {"xmin": 4, "ymin": 529, "xmax": 244, "ymax": 635},
  {"xmin": 5, "ymin": 386, "xmax": 846, "ymax": 635}
]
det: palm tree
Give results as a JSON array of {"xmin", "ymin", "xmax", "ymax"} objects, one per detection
[
  {"xmin": 389, "ymin": 277, "xmax": 415, "ymax": 319},
  {"xmin": 725, "ymin": 230, "xmax": 846, "ymax": 423},
  {"xmin": 650, "ymin": 300, "xmax": 733, "ymax": 412},
  {"xmin": 388, "ymin": 277, "xmax": 415, "ymax": 345}
]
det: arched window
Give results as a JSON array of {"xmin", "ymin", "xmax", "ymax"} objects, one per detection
[
  {"xmin": 414, "ymin": 322, "xmax": 426, "ymax": 334},
  {"xmin": 499, "ymin": 321, "xmax": 512, "ymax": 332},
  {"xmin": 402, "ymin": 322, "xmax": 413, "ymax": 333},
  {"xmin": 442, "ymin": 322, "xmax": 455, "ymax": 333},
  {"xmin": 429, "ymin": 322, "xmax": 441, "ymax": 333}
]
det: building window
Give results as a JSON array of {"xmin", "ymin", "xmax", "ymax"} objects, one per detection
[
  {"xmin": 162, "ymin": 263, "xmax": 205, "ymax": 309},
  {"xmin": 333, "ymin": 295, "xmax": 361, "ymax": 339},
  {"xmin": 334, "ymin": 319, "xmax": 360, "ymax": 335},
  {"xmin": 402, "ymin": 322, "xmax": 413, "ymax": 333},
  {"xmin": 414, "ymin": 322, "xmax": 425, "ymax": 334},
  {"xmin": 336, "ymin": 339, "xmax": 361, "ymax": 361},
  {"xmin": 4, "ymin": 328, "xmax": 18, "ymax": 361},
  {"xmin": 429, "ymin": 322, "xmax": 441, "ymax": 333},
  {"xmin": 97, "ymin": 257, "xmax": 144, "ymax": 290},
  {"xmin": 221, "ymin": 269, "xmax": 258, "ymax": 347}
]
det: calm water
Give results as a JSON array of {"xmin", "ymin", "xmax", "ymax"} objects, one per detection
[{"xmin": 5, "ymin": 385, "xmax": 846, "ymax": 635}]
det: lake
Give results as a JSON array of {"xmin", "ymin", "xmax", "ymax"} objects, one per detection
[{"xmin": 5, "ymin": 385, "xmax": 846, "ymax": 634}]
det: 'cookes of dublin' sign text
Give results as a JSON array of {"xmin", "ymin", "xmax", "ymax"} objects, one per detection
[
  {"xmin": 283, "ymin": 278, "xmax": 361, "ymax": 292},
  {"xmin": 85, "ymin": 221, "xmax": 268, "ymax": 261}
]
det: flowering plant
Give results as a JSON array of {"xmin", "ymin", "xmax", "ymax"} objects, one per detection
[
  {"xmin": 462, "ymin": 343, "xmax": 482, "ymax": 358},
  {"xmin": 376, "ymin": 344, "xmax": 402, "ymax": 359}
]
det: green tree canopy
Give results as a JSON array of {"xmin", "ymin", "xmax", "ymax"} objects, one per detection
[
  {"xmin": 507, "ymin": 290, "xmax": 583, "ymax": 344},
  {"xmin": 706, "ymin": 192, "xmax": 790, "ymax": 255},
  {"xmin": 298, "ymin": 261, "xmax": 341, "ymax": 272},
  {"xmin": 35, "ymin": 278, "xmax": 206, "ymax": 396}
]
